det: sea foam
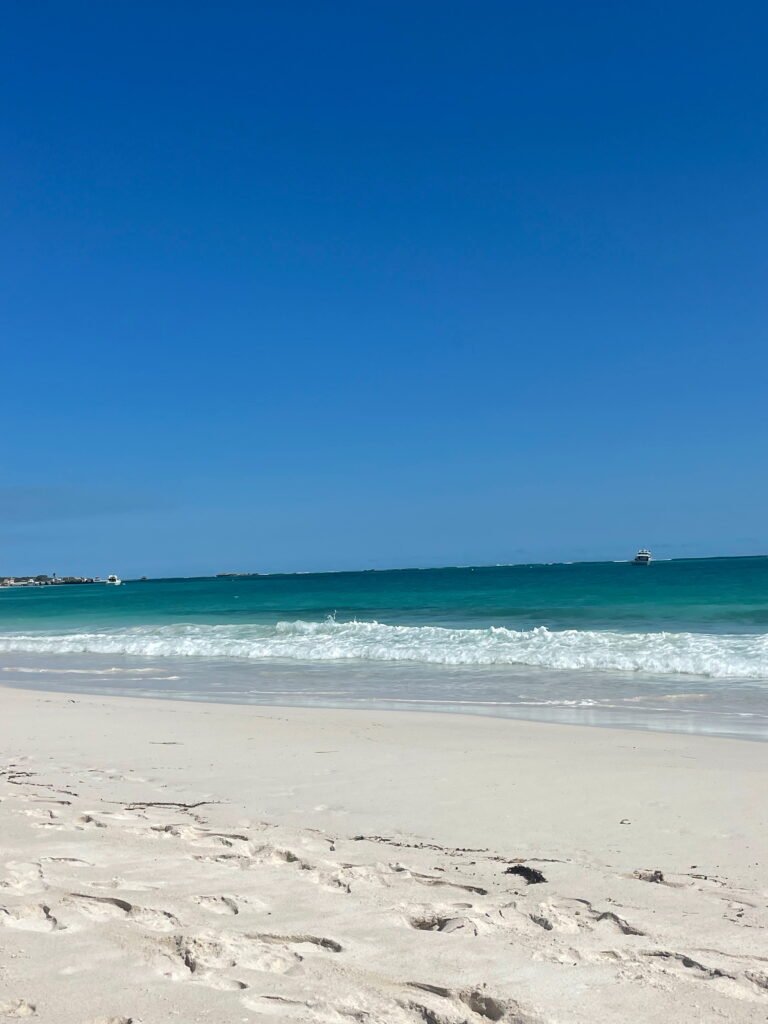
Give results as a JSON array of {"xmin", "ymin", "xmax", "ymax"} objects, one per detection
[{"xmin": 0, "ymin": 618, "xmax": 766, "ymax": 679}]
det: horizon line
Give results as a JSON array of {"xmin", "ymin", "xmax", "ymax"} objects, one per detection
[{"xmin": 123, "ymin": 551, "xmax": 768, "ymax": 582}]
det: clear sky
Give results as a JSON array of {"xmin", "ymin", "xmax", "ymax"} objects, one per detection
[{"xmin": 2, "ymin": 2, "xmax": 766, "ymax": 577}]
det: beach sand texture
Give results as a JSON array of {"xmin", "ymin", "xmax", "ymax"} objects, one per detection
[{"xmin": 0, "ymin": 686, "xmax": 765, "ymax": 1022}]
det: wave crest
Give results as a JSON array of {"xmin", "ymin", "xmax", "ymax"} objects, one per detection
[{"xmin": 0, "ymin": 618, "xmax": 766, "ymax": 679}]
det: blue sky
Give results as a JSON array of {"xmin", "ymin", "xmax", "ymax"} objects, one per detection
[{"xmin": 2, "ymin": 2, "xmax": 766, "ymax": 576}]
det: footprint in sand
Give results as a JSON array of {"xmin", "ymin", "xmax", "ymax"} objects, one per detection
[
  {"xmin": 248, "ymin": 932, "xmax": 343, "ymax": 954},
  {"xmin": 66, "ymin": 893, "xmax": 179, "ymax": 931},
  {"xmin": 406, "ymin": 907, "xmax": 480, "ymax": 936},
  {"xmin": 0, "ymin": 862, "xmax": 45, "ymax": 894},
  {"xmin": 153, "ymin": 930, "xmax": 340, "ymax": 986},
  {"xmin": 337, "ymin": 861, "xmax": 487, "ymax": 898},
  {"xmin": 0, "ymin": 902, "xmax": 61, "ymax": 932},
  {"xmin": 76, "ymin": 814, "xmax": 109, "ymax": 830},
  {"xmin": 174, "ymin": 933, "xmax": 300, "ymax": 974},
  {"xmin": 85, "ymin": 1017, "xmax": 134, "ymax": 1023},
  {"xmin": 528, "ymin": 898, "xmax": 644, "ymax": 938},
  {"xmin": 191, "ymin": 852, "xmax": 250, "ymax": 869},
  {"xmin": 0, "ymin": 1000, "xmax": 36, "ymax": 1018},
  {"xmin": 153, "ymin": 824, "xmax": 253, "ymax": 855},
  {"xmin": 241, "ymin": 995, "xmax": 371, "ymax": 1021},
  {"xmin": 245, "ymin": 985, "xmax": 521, "ymax": 1024},
  {"xmin": 18, "ymin": 808, "xmax": 60, "ymax": 822},
  {"xmin": 193, "ymin": 894, "xmax": 243, "ymax": 915}
]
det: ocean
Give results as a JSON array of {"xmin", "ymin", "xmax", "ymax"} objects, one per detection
[{"xmin": 1, "ymin": 557, "xmax": 767, "ymax": 739}]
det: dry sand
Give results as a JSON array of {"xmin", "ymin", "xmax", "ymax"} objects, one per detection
[{"xmin": 0, "ymin": 684, "xmax": 766, "ymax": 1023}]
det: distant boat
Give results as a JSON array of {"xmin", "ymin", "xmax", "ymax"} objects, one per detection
[
  {"xmin": 106, "ymin": 574, "xmax": 122, "ymax": 585},
  {"xmin": 633, "ymin": 549, "xmax": 652, "ymax": 565}
]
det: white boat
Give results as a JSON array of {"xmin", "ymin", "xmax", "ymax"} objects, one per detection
[
  {"xmin": 633, "ymin": 549, "xmax": 652, "ymax": 565},
  {"xmin": 106, "ymin": 574, "xmax": 122, "ymax": 585}
]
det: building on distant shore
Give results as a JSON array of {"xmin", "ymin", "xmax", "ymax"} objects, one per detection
[{"xmin": 0, "ymin": 574, "xmax": 103, "ymax": 587}]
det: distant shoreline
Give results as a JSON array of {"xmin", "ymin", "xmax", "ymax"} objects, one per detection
[{"xmin": 0, "ymin": 575, "xmax": 107, "ymax": 589}]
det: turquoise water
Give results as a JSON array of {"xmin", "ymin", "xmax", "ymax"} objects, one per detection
[{"xmin": 1, "ymin": 557, "xmax": 767, "ymax": 737}]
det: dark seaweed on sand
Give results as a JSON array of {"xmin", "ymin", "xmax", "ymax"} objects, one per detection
[{"xmin": 504, "ymin": 864, "xmax": 547, "ymax": 884}]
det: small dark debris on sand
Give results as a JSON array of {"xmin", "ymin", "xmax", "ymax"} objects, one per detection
[
  {"xmin": 504, "ymin": 864, "xmax": 547, "ymax": 884},
  {"xmin": 352, "ymin": 835, "xmax": 489, "ymax": 855},
  {"xmin": 124, "ymin": 800, "xmax": 219, "ymax": 812}
]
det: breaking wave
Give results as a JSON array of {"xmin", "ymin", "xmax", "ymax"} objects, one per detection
[{"xmin": 0, "ymin": 618, "xmax": 766, "ymax": 679}]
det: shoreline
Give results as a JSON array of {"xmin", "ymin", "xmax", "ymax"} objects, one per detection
[
  {"xmin": 4, "ymin": 673, "xmax": 767, "ymax": 743},
  {"xmin": 2, "ymin": 650, "xmax": 767, "ymax": 742},
  {"xmin": 1, "ymin": 683, "xmax": 766, "ymax": 1022}
]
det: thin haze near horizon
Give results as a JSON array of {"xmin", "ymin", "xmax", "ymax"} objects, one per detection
[{"xmin": 2, "ymin": 3, "xmax": 766, "ymax": 578}]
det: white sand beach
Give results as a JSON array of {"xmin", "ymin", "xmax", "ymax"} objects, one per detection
[{"xmin": 0, "ymin": 684, "xmax": 766, "ymax": 1023}]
